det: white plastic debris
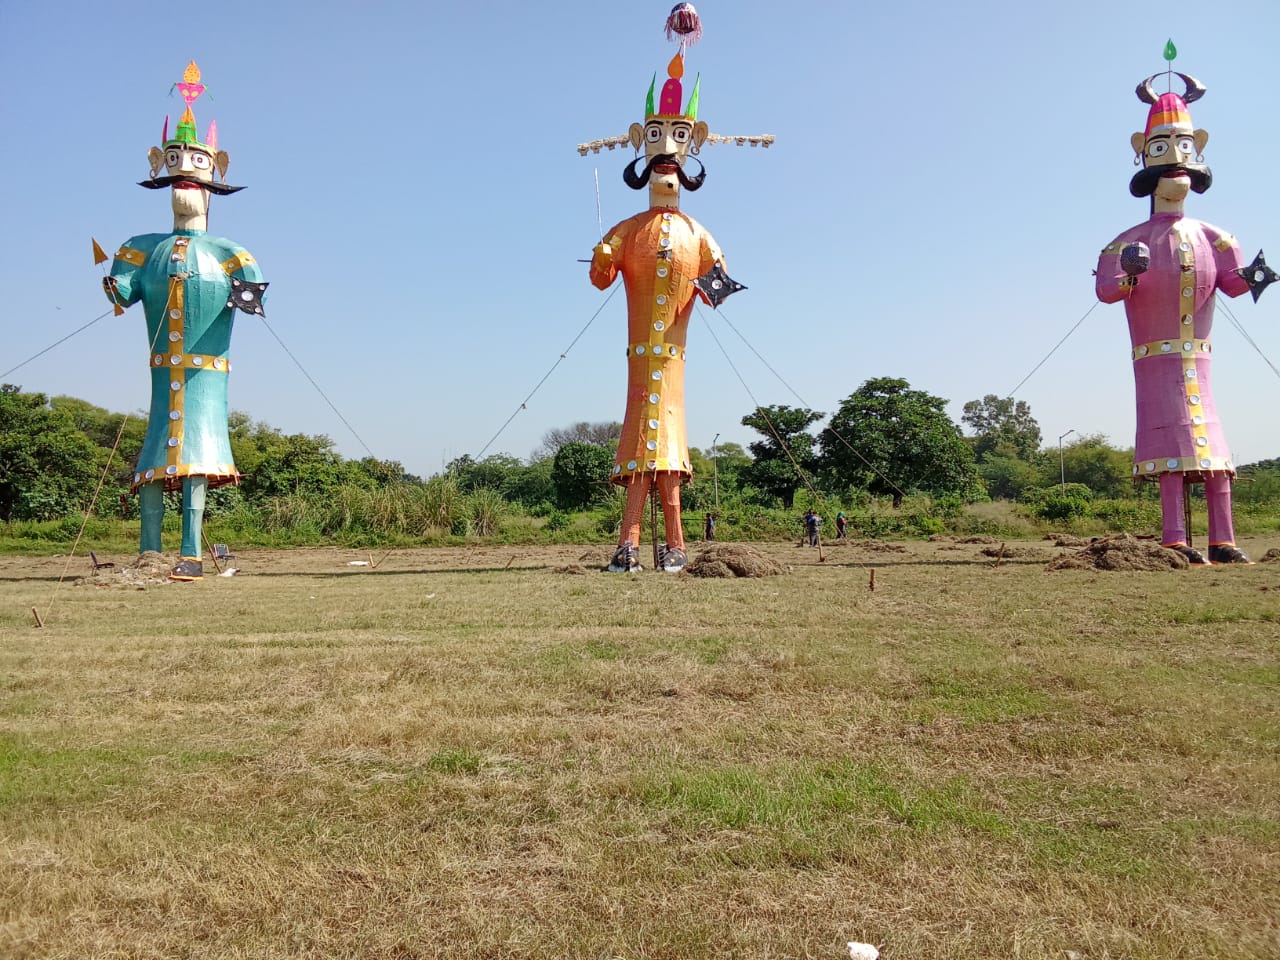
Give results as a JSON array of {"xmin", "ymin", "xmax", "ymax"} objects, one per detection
[
  {"xmin": 347, "ymin": 560, "xmax": 371, "ymax": 566},
  {"xmin": 848, "ymin": 943, "xmax": 879, "ymax": 960},
  {"xmin": 218, "ymin": 567, "xmax": 239, "ymax": 577}
]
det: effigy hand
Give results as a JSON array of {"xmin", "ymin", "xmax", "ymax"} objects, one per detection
[
  {"xmin": 1120, "ymin": 241, "xmax": 1150, "ymax": 277},
  {"xmin": 591, "ymin": 241, "xmax": 614, "ymax": 272}
]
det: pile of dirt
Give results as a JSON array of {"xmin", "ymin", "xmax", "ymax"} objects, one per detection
[
  {"xmin": 1259, "ymin": 548, "xmax": 1280, "ymax": 563},
  {"xmin": 553, "ymin": 563, "xmax": 590, "ymax": 575},
  {"xmin": 1046, "ymin": 533, "xmax": 1091, "ymax": 548},
  {"xmin": 957, "ymin": 536, "xmax": 999, "ymax": 545},
  {"xmin": 980, "ymin": 544, "xmax": 1049, "ymax": 560},
  {"xmin": 1045, "ymin": 534, "xmax": 1188, "ymax": 572},
  {"xmin": 76, "ymin": 551, "xmax": 173, "ymax": 588},
  {"xmin": 684, "ymin": 543, "xmax": 787, "ymax": 578}
]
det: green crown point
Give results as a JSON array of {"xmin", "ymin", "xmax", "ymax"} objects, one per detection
[{"xmin": 1163, "ymin": 39, "xmax": 1177, "ymax": 62}]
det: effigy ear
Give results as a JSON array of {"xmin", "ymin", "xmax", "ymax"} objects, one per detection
[
  {"xmin": 215, "ymin": 151, "xmax": 231, "ymax": 181},
  {"xmin": 628, "ymin": 123, "xmax": 644, "ymax": 151},
  {"xmin": 148, "ymin": 146, "xmax": 164, "ymax": 178}
]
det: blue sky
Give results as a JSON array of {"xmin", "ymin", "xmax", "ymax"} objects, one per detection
[{"xmin": 2, "ymin": 0, "xmax": 1278, "ymax": 477}]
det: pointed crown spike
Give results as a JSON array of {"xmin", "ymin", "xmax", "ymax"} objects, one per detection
[
  {"xmin": 160, "ymin": 61, "xmax": 218, "ymax": 154},
  {"xmin": 685, "ymin": 73, "xmax": 700, "ymax": 121}
]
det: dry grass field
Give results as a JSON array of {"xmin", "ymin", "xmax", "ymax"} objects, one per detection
[{"xmin": 2, "ymin": 536, "xmax": 1279, "ymax": 959}]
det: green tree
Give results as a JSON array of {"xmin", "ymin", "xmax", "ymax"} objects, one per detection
[
  {"xmin": 961, "ymin": 394, "xmax": 1043, "ymax": 461},
  {"xmin": 819, "ymin": 377, "xmax": 980, "ymax": 507},
  {"xmin": 551, "ymin": 442, "xmax": 613, "ymax": 510},
  {"xmin": 975, "ymin": 443, "xmax": 1043, "ymax": 500},
  {"xmin": 739, "ymin": 406, "xmax": 823, "ymax": 508},
  {"xmin": 0, "ymin": 385, "xmax": 100, "ymax": 521},
  {"xmin": 446, "ymin": 454, "xmax": 523, "ymax": 494},
  {"xmin": 229, "ymin": 417, "xmax": 347, "ymax": 502},
  {"xmin": 1040, "ymin": 433, "xmax": 1133, "ymax": 499},
  {"xmin": 535, "ymin": 421, "xmax": 622, "ymax": 460}
]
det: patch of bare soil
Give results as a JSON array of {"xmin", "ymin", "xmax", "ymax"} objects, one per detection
[
  {"xmin": 684, "ymin": 543, "xmax": 787, "ymax": 578},
  {"xmin": 824, "ymin": 539, "xmax": 908, "ymax": 553},
  {"xmin": 577, "ymin": 548, "xmax": 615, "ymax": 570},
  {"xmin": 553, "ymin": 563, "xmax": 591, "ymax": 575},
  {"xmin": 75, "ymin": 551, "xmax": 173, "ymax": 588},
  {"xmin": 1045, "ymin": 534, "xmax": 1188, "ymax": 572},
  {"xmin": 851, "ymin": 539, "xmax": 908, "ymax": 553},
  {"xmin": 1046, "ymin": 533, "xmax": 1091, "ymax": 548},
  {"xmin": 980, "ymin": 545, "xmax": 1049, "ymax": 560},
  {"xmin": 1258, "ymin": 548, "xmax": 1280, "ymax": 563},
  {"xmin": 957, "ymin": 536, "xmax": 999, "ymax": 544}
]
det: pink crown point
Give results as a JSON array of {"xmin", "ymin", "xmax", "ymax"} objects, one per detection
[
  {"xmin": 177, "ymin": 82, "xmax": 206, "ymax": 106},
  {"xmin": 206, "ymin": 120, "xmax": 218, "ymax": 151}
]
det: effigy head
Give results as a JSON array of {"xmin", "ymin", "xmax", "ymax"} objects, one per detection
[
  {"xmin": 139, "ymin": 62, "xmax": 242, "ymax": 204},
  {"xmin": 622, "ymin": 5, "xmax": 710, "ymax": 198},
  {"xmin": 1128, "ymin": 45, "xmax": 1212, "ymax": 199}
]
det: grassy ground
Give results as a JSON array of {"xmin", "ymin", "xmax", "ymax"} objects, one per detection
[{"xmin": 2, "ymin": 537, "xmax": 1278, "ymax": 959}]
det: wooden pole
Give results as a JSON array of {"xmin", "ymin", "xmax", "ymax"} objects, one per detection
[
  {"xmin": 200, "ymin": 529, "xmax": 224, "ymax": 575},
  {"xmin": 31, "ymin": 607, "xmax": 44, "ymax": 628},
  {"xmin": 868, "ymin": 569, "xmax": 875, "ymax": 592},
  {"xmin": 1183, "ymin": 483, "xmax": 1194, "ymax": 549},
  {"xmin": 650, "ymin": 483, "xmax": 661, "ymax": 571}
]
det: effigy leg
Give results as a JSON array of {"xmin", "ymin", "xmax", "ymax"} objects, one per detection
[
  {"xmin": 1159, "ymin": 473, "xmax": 1206, "ymax": 564},
  {"xmin": 139, "ymin": 482, "xmax": 164, "ymax": 554},
  {"xmin": 657, "ymin": 473, "xmax": 685, "ymax": 550},
  {"xmin": 1205, "ymin": 474, "xmax": 1251, "ymax": 563},
  {"xmin": 656, "ymin": 472, "xmax": 687, "ymax": 571},
  {"xmin": 609, "ymin": 474, "xmax": 651, "ymax": 572},
  {"xmin": 171, "ymin": 477, "xmax": 207, "ymax": 581}
]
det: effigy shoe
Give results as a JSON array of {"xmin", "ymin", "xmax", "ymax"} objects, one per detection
[
  {"xmin": 1208, "ymin": 543, "xmax": 1253, "ymax": 564},
  {"xmin": 659, "ymin": 546, "xmax": 688, "ymax": 573},
  {"xmin": 1165, "ymin": 543, "xmax": 1208, "ymax": 565},
  {"xmin": 607, "ymin": 542, "xmax": 642, "ymax": 573},
  {"xmin": 170, "ymin": 557, "xmax": 204, "ymax": 581}
]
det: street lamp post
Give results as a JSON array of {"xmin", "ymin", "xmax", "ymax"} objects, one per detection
[
  {"xmin": 711, "ymin": 433, "xmax": 720, "ymax": 511},
  {"xmin": 1058, "ymin": 429, "xmax": 1075, "ymax": 493}
]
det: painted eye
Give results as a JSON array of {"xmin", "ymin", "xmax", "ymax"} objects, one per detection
[
  {"xmin": 166, "ymin": 150, "xmax": 181, "ymax": 166},
  {"xmin": 191, "ymin": 153, "xmax": 211, "ymax": 169},
  {"xmin": 646, "ymin": 125, "xmax": 662, "ymax": 143},
  {"xmin": 672, "ymin": 126, "xmax": 689, "ymax": 143},
  {"xmin": 1177, "ymin": 137, "xmax": 1195, "ymax": 155},
  {"xmin": 1147, "ymin": 141, "xmax": 1169, "ymax": 158}
]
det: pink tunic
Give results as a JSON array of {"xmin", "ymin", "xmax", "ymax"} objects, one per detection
[{"xmin": 1096, "ymin": 213, "xmax": 1249, "ymax": 481}]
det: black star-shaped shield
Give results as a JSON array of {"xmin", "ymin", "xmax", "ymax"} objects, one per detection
[
  {"xmin": 1236, "ymin": 250, "xmax": 1277, "ymax": 303},
  {"xmin": 693, "ymin": 262, "xmax": 746, "ymax": 308},
  {"xmin": 226, "ymin": 278, "xmax": 269, "ymax": 316}
]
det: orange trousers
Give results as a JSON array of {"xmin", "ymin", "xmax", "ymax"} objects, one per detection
[{"xmin": 618, "ymin": 472, "xmax": 685, "ymax": 550}]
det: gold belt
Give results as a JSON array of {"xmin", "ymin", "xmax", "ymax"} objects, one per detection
[
  {"xmin": 151, "ymin": 352, "xmax": 231, "ymax": 371},
  {"xmin": 1132, "ymin": 338, "xmax": 1210, "ymax": 361},
  {"xmin": 626, "ymin": 342, "xmax": 686, "ymax": 360}
]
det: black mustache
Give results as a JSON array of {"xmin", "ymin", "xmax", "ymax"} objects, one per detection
[
  {"xmin": 138, "ymin": 175, "xmax": 245, "ymax": 196},
  {"xmin": 623, "ymin": 153, "xmax": 706, "ymax": 192},
  {"xmin": 1129, "ymin": 162, "xmax": 1212, "ymax": 198}
]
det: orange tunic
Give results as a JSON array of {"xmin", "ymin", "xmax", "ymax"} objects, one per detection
[{"xmin": 590, "ymin": 208, "xmax": 722, "ymax": 484}]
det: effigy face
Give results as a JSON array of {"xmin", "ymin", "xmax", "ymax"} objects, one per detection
[
  {"xmin": 163, "ymin": 144, "xmax": 215, "ymax": 219},
  {"xmin": 627, "ymin": 115, "xmax": 709, "ymax": 203}
]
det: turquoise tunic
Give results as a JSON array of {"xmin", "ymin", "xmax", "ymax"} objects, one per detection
[{"xmin": 107, "ymin": 229, "xmax": 265, "ymax": 491}]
